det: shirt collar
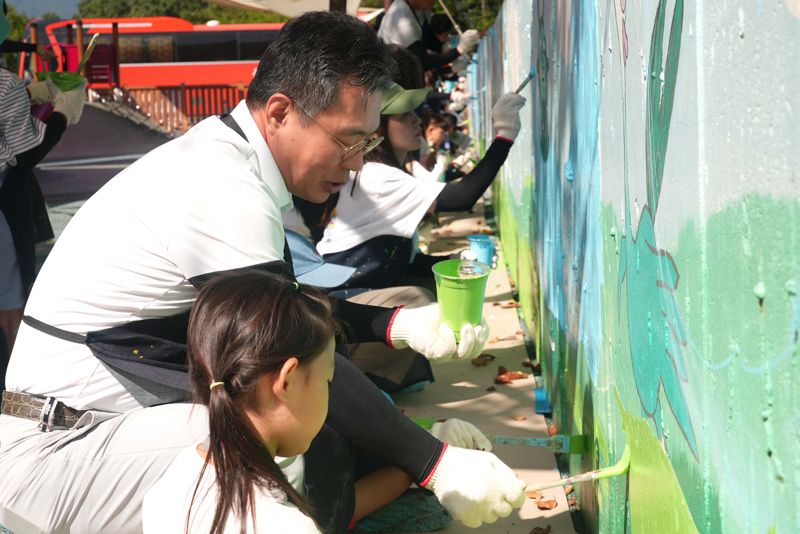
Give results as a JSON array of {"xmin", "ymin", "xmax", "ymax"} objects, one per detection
[{"xmin": 230, "ymin": 100, "xmax": 293, "ymax": 214}]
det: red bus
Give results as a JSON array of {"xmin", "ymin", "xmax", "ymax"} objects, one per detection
[{"xmin": 22, "ymin": 17, "xmax": 284, "ymax": 89}]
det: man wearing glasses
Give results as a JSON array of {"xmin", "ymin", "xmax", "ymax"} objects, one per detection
[{"xmin": 0, "ymin": 10, "xmax": 524, "ymax": 534}]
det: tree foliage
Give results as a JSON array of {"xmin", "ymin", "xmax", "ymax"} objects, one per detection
[
  {"xmin": 360, "ymin": 0, "xmax": 504, "ymax": 31},
  {"xmin": 77, "ymin": 0, "xmax": 288, "ymax": 24},
  {"xmin": 1, "ymin": 4, "xmax": 30, "ymax": 72}
]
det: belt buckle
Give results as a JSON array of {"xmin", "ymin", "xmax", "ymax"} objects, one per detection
[{"xmin": 38, "ymin": 396, "xmax": 60, "ymax": 432}]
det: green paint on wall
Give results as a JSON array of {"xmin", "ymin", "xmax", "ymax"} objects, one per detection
[{"xmin": 617, "ymin": 391, "xmax": 700, "ymax": 534}]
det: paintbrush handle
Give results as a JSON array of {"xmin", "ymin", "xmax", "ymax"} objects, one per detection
[
  {"xmin": 514, "ymin": 70, "xmax": 534, "ymax": 94},
  {"xmin": 75, "ymin": 33, "xmax": 100, "ymax": 75},
  {"xmin": 524, "ymin": 445, "xmax": 630, "ymax": 492},
  {"xmin": 437, "ymin": 0, "xmax": 463, "ymax": 36}
]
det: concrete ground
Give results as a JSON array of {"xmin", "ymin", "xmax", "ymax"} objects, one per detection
[{"xmin": 388, "ymin": 205, "xmax": 577, "ymax": 534}]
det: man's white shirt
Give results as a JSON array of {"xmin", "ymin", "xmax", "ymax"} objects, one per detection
[
  {"xmin": 377, "ymin": 0, "xmax": 430, "ymax": 48},
  {"xmin": 7, "ymin": 101, "xmax": 292, "ymax": 412}
]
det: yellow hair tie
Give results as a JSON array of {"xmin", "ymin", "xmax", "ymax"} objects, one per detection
[{"xmin": 209, "ymin": 381, "xmax": 225, "ymax": 391}]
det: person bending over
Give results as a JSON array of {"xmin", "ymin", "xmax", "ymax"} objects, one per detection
[{"xmin": 317, "ymin": 83, "xmax": 525, "ymax": 290}]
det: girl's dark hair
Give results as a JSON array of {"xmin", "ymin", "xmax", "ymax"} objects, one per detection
[{"xmin": 186, "ymin": 270, "xmax": 339, "ymax": 534}]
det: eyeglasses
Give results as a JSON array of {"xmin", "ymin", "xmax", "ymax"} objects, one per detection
[{"xmin": 292, "ymin": 99, "xmax": 384, "ymax": 162}]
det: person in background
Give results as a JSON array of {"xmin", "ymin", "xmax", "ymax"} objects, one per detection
[
  {"xmin": 0, "ymin": 3, "xmax": 84, "ymax": 384},
  {"xmin": 317, "ymin": 83, "xmax": 525, "ymax": 292},
  {"xmin": 377, "ymin": 0, "xmax": 480, "ymax": 73}
]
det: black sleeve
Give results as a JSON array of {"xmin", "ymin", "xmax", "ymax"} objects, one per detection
[
  {"xmin": 13, "ymin": 112, "xmax": 67, "ymax": 171},
  {"xmin": 407, "ymin": 252, "xmax": 444, "ymax": 277},
  {"xmin": 333, "ymin": 298, "xmax": 396, "ymax": 344},
  {"xmin": 406, "ymin": 40, "xmax": 460, "ymax": 72},
  {"xmin": 326, "ymin": 353, "xmax": 445, "ymax": 483},
  {"xmin": 0, "ymin": 40, "xmax": 37, "ymax": 53},
  {"xmin": 435, "ymin": 137, "xmax": 513, "ymax": 212}
]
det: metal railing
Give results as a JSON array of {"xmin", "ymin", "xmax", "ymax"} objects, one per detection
[{"xmin": 90, "ymin": 84, "xmax": 247, "ymax": 134}]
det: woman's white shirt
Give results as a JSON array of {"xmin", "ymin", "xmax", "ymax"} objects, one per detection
[
  {"xmin": 142, "ymin": 438, "xmax": 319, "ymax": 534},
  {"xmin": 317, "ymin": 161, "xmax": 445, "ymax": 255}
]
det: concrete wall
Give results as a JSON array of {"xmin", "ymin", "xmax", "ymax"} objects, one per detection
[{"xmin": 468, "ymin": 1, "xmax": 800, "ymax": 531}]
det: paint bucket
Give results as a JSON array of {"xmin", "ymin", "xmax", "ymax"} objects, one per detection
[
  {"xmin": 468, "ymin": 234, "xmax": 496, "ymax": 267},
  {"xmin": 37, "ymin": 71, "xmax": 85, "ymax": 92},
  {"xmin": 432, "ymin": 259, "xmax": 490, "ymax": 339}
]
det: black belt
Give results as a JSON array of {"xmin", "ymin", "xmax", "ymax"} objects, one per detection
[{"xmin": 0, "ymin": 390, "xmax": 87, "ymax": 431}]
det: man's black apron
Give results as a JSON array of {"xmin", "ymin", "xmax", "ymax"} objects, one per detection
[{"xmin": 22, "ymin": 114, "xmax": 296, "ymax": 402}]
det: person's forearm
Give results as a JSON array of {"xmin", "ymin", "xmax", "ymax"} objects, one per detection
[
  {"xmin": 0, "ymin": 40, "xmax": 37, "ymax": 54},
  {"xmin": 407, "ymin": 41, "xmax": 460, "ymax": 71},
  {"xmin": 353, "ymin": 467, "xmax": 413, "ymax": 523},
  {"xmin": 13, "ymin": 113, "xmax": 67, "ymax": 171},
  {"xmin": 332, "ymin": 298, "xmax": 396, "ymax": 344},
  {"xmin": 435, "ymin": 138, "xmax": 513, "ymax": 212},
  {"xmin": 327, "ymin": 354, "xmax": 445, "ymax": 483}
]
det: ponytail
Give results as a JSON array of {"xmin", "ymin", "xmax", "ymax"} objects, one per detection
[{"xmin": 186, "ymin": 271, "xmax": 339, "ymax": 533}]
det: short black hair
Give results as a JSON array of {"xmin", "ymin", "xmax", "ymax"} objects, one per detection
[
  {"xmin": 429, "ymin": 14, "xmax": 454, "ymax": 35},
  {"xmin": 247, "ymin": 11, "xmax": 394, "ymax": 123}
]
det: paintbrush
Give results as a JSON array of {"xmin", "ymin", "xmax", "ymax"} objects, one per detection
[
  {"xmin": 513, "ymin": 66, "xmax": 536, "ymax": 94},
  {"xmin": 488, "ymin": 433, "xmax": 588, "ymax": 454},
  {"xmin": 74, "ymin": 33, "xmax": 100, "ymax": 75},
  {"xmin": 436, "ymin": 0, "xmax": 463, "ymax": 36},
  {"xmin": 525, "ymin": 444, "xmax": 631, "ymax": 492}
]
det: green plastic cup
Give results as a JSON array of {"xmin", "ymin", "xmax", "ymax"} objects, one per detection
[
  {"xmin": 432, "ymin": 259, "xmax": 490, "ymax": 339},
  {"xmin": 37, "ymin": 71, "xmax": 86, "ymax": 92}
]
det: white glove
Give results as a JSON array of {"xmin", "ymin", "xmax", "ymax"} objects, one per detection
[
  {"xmin": 422, "ymin": 446, "xmax": 526, "ymax": 528},
  {"xmin": 435, "ymin": 151, "xmax": 451, "ymax": 170},
  {"xmin": 430, "ymin": 419, "xmax": 492, "ymax": 451},
  {"xmin": 492, "ymin": 92, "xmax": 526, "ymax": 141},
  {"xmin": 48, "ymin": 79, "xmax": 87, "ymax": 125},
  {"xmin": 389, "ymin": 304, "xmax": 489, "ymax": 361},
  {"xmin": 451, "ymin": 152, "xmax": 476, "ymax": 173},
  {"xmin": 450, "ymin": 55, "xmax": 469, "ymax": 75},
  {"xmin": 457, "ymin": 29, "xmax": 481, "ymax": 55},
  {"xmin": 26, "ymin": 81, "xmax": 53, "ymax": 104}
]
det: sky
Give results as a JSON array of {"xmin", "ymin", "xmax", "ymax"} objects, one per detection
[{"xmin": 8, "ymin": 0, "xmax": 79, "ymax": 18}]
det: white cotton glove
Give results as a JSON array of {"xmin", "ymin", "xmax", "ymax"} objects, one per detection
[
  {"xmin": 430, "ymin": 419, "xmax": 492, "ymax": 451},
  {"xmin": 492, "ymin": 92, "xmax": 526, "ymax": 141},
  {"xmin": 47, "ymin": 79, "xmax": 87, "ymax": 125},
  {"xmin": 389, "ymin": 304, "xmax": 489, "ymax": 361},
  {"xmin": 457, "ymin": 29, "xmax": 481, "ymax": 55},
  {"xmin": 26, "ymin": 81, "xmax": 53, "ymax": 104},
  {"xmin": 422, "ymin": 446, "xmax": 526, "ymax": 528},
  {"xmin": 435, "ymin": 151, "xmax": 451, "ymax": 170},
  {"xmin": 451, "ymin": 152, "xmax": 476, "ymax": 174},
  {"xmin": 450, "ymin": 55, "xmax": 469, "ymax": 75}
]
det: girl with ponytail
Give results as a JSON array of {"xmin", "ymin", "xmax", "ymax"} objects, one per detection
[{"xmin": 143, "ymin": 270, "xmax": 339, "ymax": 533}]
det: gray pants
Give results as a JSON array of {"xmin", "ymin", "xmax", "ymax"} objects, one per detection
[
  {"xmin": 0, "ymin": 286, "xmax": 434, "ymax": 533},
  {"xmin": 0, "ymin": 404, "xmax": 208, "ymax": 533}
]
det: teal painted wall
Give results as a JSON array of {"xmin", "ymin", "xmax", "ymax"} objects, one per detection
[{"xmin": 469, "ymin": 1, "xmax": 800, "ymax": 532}]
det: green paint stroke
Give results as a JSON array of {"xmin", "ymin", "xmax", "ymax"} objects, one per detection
[
  {"xmin": 646, "ymin": 0, "xmax": 683, "ymax": 215},
  {"xmin": 617, "ymin": 391, "xmax": 700, "ymax": 534}
]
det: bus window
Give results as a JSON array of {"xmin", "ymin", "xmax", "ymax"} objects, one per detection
[
  {"xmin": 237, "ymin": 30, "xmax": 279, "ymax": 60},
  {"xmin": 175, "ymin": 32, "xmax": 237, "ymax": 62},
  {"xmin": 118, "ymin": 34, "xmax": 175, "ymax": 63}
]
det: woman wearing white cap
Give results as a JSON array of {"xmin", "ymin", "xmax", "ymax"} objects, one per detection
[{"xmin": 316, "ymin": 82, "xmax": 525, "ymax": 291}]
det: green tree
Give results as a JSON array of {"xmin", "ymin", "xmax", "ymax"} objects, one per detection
[
  {"xmin": 1, "ymin": 4, "xmax": 30, "ymax": 72},
  {"xmin": 77, "ymin": 0, "xmax": 288, "ymax": 24}
]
